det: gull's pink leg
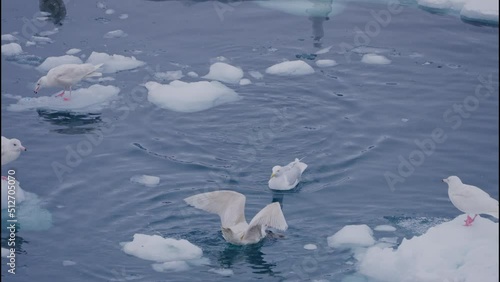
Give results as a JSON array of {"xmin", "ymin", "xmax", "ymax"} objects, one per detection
[
  {"xmin": 64, "ymin": 86, "xmax": 72, "ymax": 101},
  {"xmin": 464, "ymin": 214, "xmax": 477, "ymax": 226}
]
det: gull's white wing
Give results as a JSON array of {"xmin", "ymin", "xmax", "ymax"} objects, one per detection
[
  {"xmin": 184, "ymin": 190, "xmax": 247, "ymax": 227},
  {"xmin": 51, "ymin": 64, "xmax": 101, "ymax": 85},
  {"xmin": 451, "ymin": 183, "xmax": 499, "ymax": 217},
  {"xmin": 244, "ymin": 202, "xmax": 288, "ymax": 240}
]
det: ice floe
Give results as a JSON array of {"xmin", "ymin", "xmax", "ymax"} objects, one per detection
[
  {"xmin": 104, "ymin": 30, "xmax": 128, "ymax": 39},
  {"xmin": 265, "ymin": 60, "xmax": 315, "ymax": 76},
  {"xmin": 315, "ymin": 59, "xmax": 337, "ymax": 67},
  {"xmin": 187, "ymin": 71, "xmax": 199, "ymax": 78},
  {"xmin": 327, "ymin": 224, "xmax": 375, "ymax": 248},
  {"xmin": 145, "ymin": 80, "xmax": 240, "ymax": 113},
  {"xmin": 361, "ymin": 54, "xmax": 391, "ymax": 65},
  {"xmin": 209, "ymin": 268, "xmax": 234, "ymax": 276},
  {"xmin": 154, "ymin": 70, "xmax": 184, "ymax": 81},
  {"xmin": 1, "ymin": 43, "xmax": 22, "ymax": 56},
  {"xmin": 121, "ymin": 234, "xmax": 206, "ymax": 272},
  {"xmin": 248, "ymin": 70, "xmax": 264, "ymax": 80},
  {"xmin": 239, "ymin": 78, "xmax": 252, "ymax": 85},
  {"xmin": 304, "ymin": 244, "xmax": 318, "ymax": 250},
  {"xmin": 356, "ymin": 215, "xmax": 499, "ymax": 282},
  {"xmin": 374, "ymin": 225, "xmax": 397, "ymax": 232},
  {"xmin": 105, "ymin": 9, "xmax": 115, "ymax": 15},
  {"xmin": 130, "ymin": 175, "xmax": 160, "ymax": 187},
  {"xmin": 86, "ymin": 51, "xmax": 146, "ymax": 73},
  {"xmin": 461, "ymin": 0, "xmax": 499, "ymax": 23},
  {"xmin": 66, "ymin": 48, "xmax": 82, "ymax": 55},
  {"xmin": 36, "ymin": 55, "xmax": 83, "ymax": 72},
  {"xmin": 1, "ymin": 34, "xmax": 17, "ymax": 41},
  {"xmin": 7, "ymin": 84, "xmax": 120, "ymax": 113},
  {"xmin": 62, "ymin": 260, "xmax": 77, "ymax": 266},
  {"xmin": 202, "ymin": 62, "xmax": 244, "ymax": 84},
  {"xmin": 119, "ymin": 14, "xmax": 129, "ymax": 19}
]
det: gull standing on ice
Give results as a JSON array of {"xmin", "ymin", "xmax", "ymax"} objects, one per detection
[
  {"xmin": 184, "ymin": 190, "xmax": 288, "ymax": 245},
  {"xmin": 268, "ymin": 158, "xmax": 308, "ymax": 190},
  {"xmin": 34, "ymin": 63, "xmax": 103, "ymax": 100},
  {"xmin": 443, "ymin": 176, "xmax": 499, "ymax": 226}
]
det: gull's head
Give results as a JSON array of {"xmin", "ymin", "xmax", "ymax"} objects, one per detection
[
  {"xmin": 9, "ymin": 138, "xmax": 26, "ymax": 152},
  {"xmin": 271, "ymin": 166, "xmax": 281, "ymax": 178},
  {"xmin": 34, "ymin": 76, "xmax": 47, "ymax": 94},
  {"xmin": 442, "ymin": 176, "xmax": 462, "ymax": 185}
]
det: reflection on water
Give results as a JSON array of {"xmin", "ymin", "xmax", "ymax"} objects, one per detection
[
  {"xmin": 37, "ymin": 109, "xmax": 103, "ymax": 135},
  {"xmin": 39, "ymin": 0, "xmax": 67, "ymax": 25},
  {"xmin": 218, "ymin": 243, "xmax": 279, "ymax": 276}
]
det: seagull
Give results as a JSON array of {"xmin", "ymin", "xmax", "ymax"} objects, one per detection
[
  {"xmin": 184, "ymin": 190, "xmax": 288, "ymax": 245},
  {"xmin": 268, "ymin": 158, "xmax": 308, "ymax": 190},
  {"xmin": 34, "ymin": 63, "xmax": 103, "ymax": 100},
  {"xmin": 443, "ymin": 176, "xmax": 499, "ymax": 226},
  {"xmin": 2, "ymin": 136, "xmax": 26, "ymax": 166}
]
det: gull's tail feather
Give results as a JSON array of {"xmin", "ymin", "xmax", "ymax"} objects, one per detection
[
  {"xmin": 293, "ymin": 158, "xmax": 308, "ymax": 173},
  {"xmin": 84, "ymin": 63, "xmax": 104, "ymax": 78},
  {"xmin": 184, "ymin": 190, "xmax": 246, "ymax": 227}
]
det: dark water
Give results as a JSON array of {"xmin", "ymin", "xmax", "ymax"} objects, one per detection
[{"xmin": 1, "ymin": 0, "xmax": 498, "ymax": 281}]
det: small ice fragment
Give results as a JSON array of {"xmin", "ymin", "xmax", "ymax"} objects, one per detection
[
  {"xmin": 361, "ymin": 54, "xmax": 391, "ymax": 65},
  {"xmin": 119, "ymin": 14, "xmax": 129, "ymax": 19},
  {"xmin": 1, "ymin": 43, "xmax": 23, "ymax": 56},
  {"xmin": 248, "ymin": 70, "xmax": 263, "ymax": 79},
  {"xmin": 104, "ymin": 30, "xmax": 127, "ymax": 39},
  {"xmin": 130, "ymin": 175, "xmax": 160, "ymax": 186},
  {"xmin": 304, "ymin": 244, "xmax": 318, "ymax": 250},
  {"xmin": 66, "ymin": 48, "xmax": 82, "ymax": 55},
  {"xmin": 62, "ymin": 260, "xmax": 77, "ymax": 266},
  {"xmin": 374, "ymin": 225, "xmax": 397, "ymax": 232},
  {"xmin": 316, "ymin": 59, "xmax": 337, "ymax": 67},
  {"xmin": 239, "ymin": 78, "xmax": 251, "ymax": 85},
  {"xmin": 187, "ymin": 71, "xmax": 199, "ymax": 78}
]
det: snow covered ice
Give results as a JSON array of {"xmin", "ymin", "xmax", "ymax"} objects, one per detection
[
  {"xmin": 130, "ymin": 175, "xmax": 160, "ymax": 187},
  {"xmin": 86, "ymin": 51, "xmax": 146, "ymax": 73},
  {"xmin": 361, "ymin": 54, "xmax": 391, "ymax": 65},
  {"xmin": 1, "ymin": 43, "xmax": 22, "ymax": 56},
  {"xmin": 202, "ymin": 62, "xmax": 244, "ymax": 84},
  {"xmin": 121, "ymin": 234, "xmax": 206, "ymax": 272},
  {"xmin": 145, "ymin": 80, "xmax": 240, "ymax": 113},
  {"xmin": 417, "ymin": 0, "xmax": 499, "ymax": 24},
  {"xmin": 1, "ymin": 34, "xmax": 17, "ymax": 42},
  {"xmin": 266, "ymin": 60, "xmax": 315, "ymax": 76},
  {"xmin": 315, "ymin": 59, "xmax": 337, "ymax": 67},
  {"xmin": 66, "ymin": 48, "xmax": 82, "ymax": 55},
  {"xmin": 104, "ymin": 30, "xmax": 128, "ymax": 39},
  {"xmin": 327, "ymin": 224, "xmax": 375, "ymax": 248},
  {"xmin": 356, "ymin": 215, "xmax": 499, "ymax": 282},
  {"xmin": 239, "ymin": 78, "xmax": 252, "ymax": 85},
  {"xmin": 374, "ymin": 225, "xmax": 397, "ymax": 232},
  {"xmin": 7, "ymin": 85, "xmax": 120, "ymax": 113}
]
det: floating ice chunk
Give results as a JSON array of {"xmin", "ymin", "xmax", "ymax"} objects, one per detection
[
  {"xmin": 202, "ymin": 62, "xmax": 244, "ymax": 84},
  {"xmin": 39, "ymin": 28, "xmax": 59, "ymax": 37},
  {"xmin": 187, "ymin": 71, "xmax": 199, "ymax": 78},
  {"xmin": 122, "ymin": 234, "xmax": 203, "ymax": 263},
  {"xmin": 357, "ymin": 215, "xmax": 499, "ymax": 282},
  {"xmin": 304, "ymin": 244, "xmax": 318, "ymax": 250},
  {"xmin": 316, "ymin": 59, "xmax": 337, "ymax": 67},
  {"xmin": 119, "ymin": 14, "xmax": 129, "ymax": 19},
  {"xmin": 256, "ymin": 0, "xmax": 344, "ymax": 17},
  {"xmin": 374, "ymin": 225, "xmax": 396, "ymax": 232},
  {"xmin": 327, "ymin": 225, "xmax": 375, "ymax": 248},
  {"xmin": 154, "ymin": 70, "xmax": 183, "ymax": 81},
  {"xmin": 104, "ymin": 30, "xmax": 128, "ymax": 39},
  {"xmin": 361, "ymin": 54, "xmax": 391, "ymax": 65},
  {"xmin": 1, "ymin": 34, "xmax": 17, "ymax": 41},
  {"xmin": 461, "ymin": 0, "xmax": 499, "ymax": 24},
  {"xmin": 1, "ymin": 43, "xmax": 22, "ymax": 56},
  {"xmin": 62, "ymin": 260, "xmax": 77, "ymax": 266},
  {"xmin": 25, "ymin": 41, "xmax": 36, "ymax": 47},
  {"xmin": 209, "ymin": 268, "xmax": 234, "ymax": 276},
  {"xmin": 130, "ymin": 175, "xmax": 160, "ymax": 187},
  {"xmin": 145, "ymin": 80, "xmax": 240, "ymax": 113},
  {"xmin": 97, "ymin": 2, "xmax": 106, "ymax": 9},
  {"xmin": 1, "ymin": 248, "xmax": 9, "ymax": 258},
  {"xmin": 105, "ymin": 9, "xmax": 115, "ymax": 15},
  {"xmin": 66, "ymin": 48, "xmax": 81, "ymax": 55},
  {"xmin": 315, "ymin": 45, "xmax": 333, "ymax": 55},
  {"xmin": 265, "ymin": 60, "xmax": 315, "ymax": 76},
  {"xmin": 209, "ymin": 56, "xmax": 229, "ymax": 63},
  {"xmin": 248, "ymin": 70, "xmax": 263, "ymax": 80},
  {"xmin": 7, "ymin": 84, "xmax": 120, "ymax": 113},
  {"xmin": 86, "ymin": 51, "xmax": 146, "ymax": 73},
  {"xmin": 97, "ymin": 76, "xmax": 115, "ymax": 82},
  {"xmin": 31, "ymin": 35, "xmax": 53, "ymax": 44},
  {"xmin": 239, "ymin": 78, "xmax": 251, "ymax": 85},
  {"xmin": 36, "ymin": 55, "xmax": 83, "ymax": 72}
]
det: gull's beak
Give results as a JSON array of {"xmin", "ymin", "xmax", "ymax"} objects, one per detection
[
  {"xmin": 442, "ymin": 178, "xmax": 446, "ymax": 183},
  {"xmin": 270, "ymin": 173, "xmax": 276, "ymax": 178},
  {"xmin": 20, "ymin": 146, "xmax": 26, "ymax": 151},
  {"xmin": 34, "ymin": 85, "xmax": 40, "ymax": 94}
]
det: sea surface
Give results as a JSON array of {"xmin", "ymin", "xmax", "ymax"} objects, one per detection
[{"xmin": 1, "ymin": 0, "xmax": 498, "ymax": 281}]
